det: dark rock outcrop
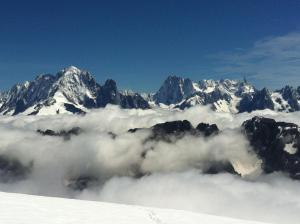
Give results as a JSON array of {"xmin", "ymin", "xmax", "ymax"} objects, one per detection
[
  {"xmin": 129, "ymin": 120, "xmax": 219, "ymax": 142},
  {"xmin": 37, "ymin": 127, "xmax": 82, "ymax": 140},
  {"xmin": 64, "ymin": 103, "xmax": 86, "ymax": 115},
  {"xmin": 139, "ymin": 120, "xmax": 195, "ymax": 142},
  {"xmin": 278, "ymin": 86, "xmax": 300, "ymax": 112},
  {"xmin": 152, "ymin": 120, "xmax": 193, "ymax": 136},
  {"xmin": 242, "ymin": 116, "xmax": 300, "ymax": 179},
  {"xmin": 238, "ymin": 88, "xmax": 274, "ymax": 113},
  {"xmin": 196, "ymin": 123, "xmax": 219, "ymax": 137},
  {"xmin": 120, "ymin": 93, "xmax": 150, "ymax": 109},
  {"xmin": 154, "ymin": 76, "xmax": 196, "ymax": 105}
]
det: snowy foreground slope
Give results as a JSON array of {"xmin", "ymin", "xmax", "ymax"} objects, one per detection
[{"xmin": 0, "ymin": 192, "xmax": 267, "ymax": 224}]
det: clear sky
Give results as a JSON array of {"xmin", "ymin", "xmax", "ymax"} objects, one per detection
[{"xmin": 0, "ymin": 0, "xmax": 300, "ymax": 92}]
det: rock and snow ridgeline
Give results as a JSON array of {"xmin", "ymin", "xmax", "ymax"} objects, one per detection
[
  {"xmin": 0, "ymin": 66, "xmax": 150, "ymax": 116},
  {"xmin": 0, "ymin": 66, "xmax": 300, "ymax": 115}
]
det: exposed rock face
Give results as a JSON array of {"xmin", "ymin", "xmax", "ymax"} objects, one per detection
[
  {"xmin": 96, "ymin": 79, "xmax": 120, "ymax": 107},
  {"xmin": 129, "ymin": 120, "xmax": 220, "ymax": 141},
  {"xmin": 1, "ymin": 69, "xmax": 300, "ymax": 115},
  {"xmin": 278, "ymin": 86, "xmax": 300, "ymax": 112},
  {"xmin": 196, "ymin": 123, "xmax": 219, "ymax": 137},
  {"xmin": 242, "ymin": 116, "xmax": 300, "ymax": 179},
  {"xmin": 63, "ymin": 103, "xmax": 86, "ymax": 115},
  {"xmin": 175, "ymin": 90, "xmax": 232, "ymax": 110},
  {"xmin": 156, "ymin": 77, "xmax": 256, "ymax": 112},
  {"xmin": 120, "ymin": 93, "xmax": 150, "ymax": 109},
  {"xmin": 154, "ymin": 76, "xmax": 197, "ymax": 105},
  {"xmin": 37, "ymin": 127, "xmax": 82, "ymax": 140},
  {"xmin": 0, "ymin": 66, "xmax": 150, "ymax": 115},
  {"xmin": 0, "ymin": 75, "xmax": 56, "ymax": 115},
  {"xmin": 155, "ymin": 76, "xmax": 300, "ymax": 113},
  {"xmin": 151, "ymin": 120, "xmax": 194, "ymax": 136},
  {"xmin": 238, "ymin": 88, "xmax": 274, "ymax": 112},
  {"xmin": 53, "ymin": 66, "xmax": 100, "ymax": 108}
]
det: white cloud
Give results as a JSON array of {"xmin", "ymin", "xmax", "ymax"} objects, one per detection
[
  {"xmin": 213, "ymin": 31, "xmax": 300, "ymax": 89},
  {"xmin": 0, "ymin": 105, "xmax": 299, "ymax": 223},
  {"xmin": 90, "ymin": 171, "xmax": 300, "ymax": 224}
]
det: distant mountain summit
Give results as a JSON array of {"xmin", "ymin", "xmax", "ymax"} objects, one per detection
[
  {"xmin": 0, "ymin": 66, "xmax": 150, "ymax": 115},
  {"xmin": 154, "ymin": 76, "xmax": 255, "ymax": 112},
  {"xmin": 154, "ymin": 75, "xmax": 300, "ymax": 113},
  {"xmin": 153, "ymin": 76, "xmax": 199, "ymax": 105},
  {"xmin": 0, "ymin": 67, "xmax": 300, "ymax": 115}
]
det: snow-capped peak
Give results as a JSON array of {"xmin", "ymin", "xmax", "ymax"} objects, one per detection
[
  {"xmin": 0, "ymin": 66, "xmax": 150, "ymax": 115},
  {"xmin": 61, "ymin": 65, "xmax": 81, "ymax": 74},
  {"xmin": 1, "ymin": 69, "xmax": 300, "ymax": 116},
  {"xmin": 155, "ymin": 76, "xmax": 257, "ymax": 112}
]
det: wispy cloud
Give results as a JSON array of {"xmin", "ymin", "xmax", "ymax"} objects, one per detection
[{"xmin": 212, "ymin": 31, "xmax": 300, "ymax": 89}]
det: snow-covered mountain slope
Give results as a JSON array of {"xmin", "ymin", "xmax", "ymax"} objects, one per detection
[
  {"xmin": 1, "ymin": 68, "xmax": 300, "ymax": 115},
  {"xmin": 156, "ymin": 77, "xmax": 256, "ymax": 113},
  {"xmin": 0, "ymin": 66, "xmax": 150, "ymax": 115},
  {"xmin": 155, "ymin": 76, "xmax": 300, "ymax": 113},
  {"xmin": 0, "ymin": 192, "xmax": 268, "ymax": 224}
]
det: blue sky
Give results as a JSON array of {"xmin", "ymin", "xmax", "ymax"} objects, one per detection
[{"xmin": 0, "ymin": 0, "xmax": 300, "ymax": 92}]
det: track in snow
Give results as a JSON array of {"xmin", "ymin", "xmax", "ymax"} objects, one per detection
[{"xmin": 0, "ymin": 192, "xmax": 269, "ymax": 224}]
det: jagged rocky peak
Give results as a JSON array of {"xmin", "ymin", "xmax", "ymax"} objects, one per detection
[
  {"xmin": 121, "ymin": 89, "xmax": 135, "ymax": 96},
  {"xmin": 0, "ymin": 92, "xmax": 6, "ymax": 107},
  {"xmin": 242, "ymin": 116, "xmax": 300, "ymax": 179},
  {"xmin": 0, "ymin": 66, "xmax": 151, "ymax": 115},
  {"xmin": 155, "ymin": 75, "xmax": 258, "ymax": 112},
  {"xmin": 198, "ymin": 79, "xmax": 217, "ymax": 91},
  {"xmin": 154, "ymin": 75, "xmax": 197, "ymax": 105},
  {"xmin": 52, "ymin": 66, "xmax": 100, "ymax": 106},
  {"xmin": 1, "ymin": 68, "xmax": 300, "ymax": 115},
  {"xmin": 103, "ymin": 79, "xmax": 118, "ymax": 90},
  {"xmin": 198, "ymin": 78, "xmax": 254, "ymax": 96},
  {"xmin": 234, "ymin": 81, "xmax": 255, "ymax": 97},
  {"xmin": 0, "ymin": 75, "xmax": 57, "ymax": 115},
  {"xmin": 276, "ymin": 85, "xmax": 300, "ymax": 112},
  {"xmin": 238, "ymin": 87, "xmax": 274, "ymax": 113},
  {"xmin": 129, "ymin": 120, "xmax": 220, "ymax": 142},
  {"xmin": 35, "ymin": 73, "xmax": 56, "ymax": 82},
  {"xmin": 96, "ymin": 79, "xmax": 120, "ymax": 107},
  {"xmin": 55, "ymin": 66, "xmax": 98, "ymax": 91},
  {"xmin": 297, "ymin": 86, "xmax": 300, "ymax": 97},
  {"xmin": 251, "ymin": 87, "xmax": 274, "ymax": 108},
  {"xmin": 53, "ymin": 67, "xmax": 150, "ymax": 110},
  {"xmin": 57, "ymin": 66, "xmax": 88, "ymax": 78}
]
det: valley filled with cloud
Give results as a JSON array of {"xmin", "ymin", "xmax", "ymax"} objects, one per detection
[{"xmin": 0, "ymin": 105, "xmax": 299, "ymax": 224}]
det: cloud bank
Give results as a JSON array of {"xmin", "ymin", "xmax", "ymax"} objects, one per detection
[{"xmin": 0, "ymin": 105, "xmax": 299, "ymax": 223}]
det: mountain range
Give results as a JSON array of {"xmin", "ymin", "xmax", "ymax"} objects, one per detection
[{"xmin": 1, "ymin": 66, "xmax": 300, "ymax": 115}]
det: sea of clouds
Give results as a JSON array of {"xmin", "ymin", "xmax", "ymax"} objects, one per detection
[{"xmin": 0, "ymin": 105, "xmax": 299, "ymax": 224}]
